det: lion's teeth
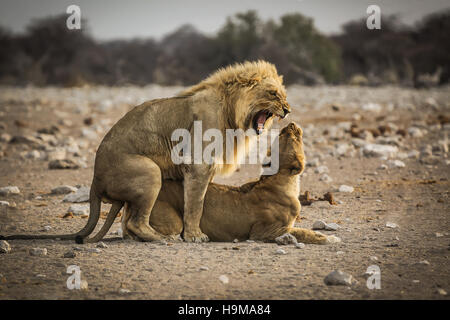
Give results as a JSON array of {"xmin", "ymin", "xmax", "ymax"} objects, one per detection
[{"xmin": 257, "ymin": 122, "xmax": 264, "ymax": 134}]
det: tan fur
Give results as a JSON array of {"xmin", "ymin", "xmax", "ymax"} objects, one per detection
[
  {"xmin": 135, "ymin": 123, "xmax": 330, "ymax": 244},
  {"xmin": 0, "ymin": 60, "xmax": 291, "ymax": 243}
]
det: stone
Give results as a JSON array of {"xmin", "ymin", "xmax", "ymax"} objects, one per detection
[
  {"xmin": 326, "ymin": 223, "xmax": 340, "ymax": 231},
  {"xmin": 51, "ymin": 185, "xmax": 77, "ymax": 195},
  {"xmin": 199, "ymin": 266, "xmax": 209, "ymax": 271},
  {"xmin": 119, "ymin": 288, "xmax": 130, "ymax": 294},
  {"xmin": 275, "ymin": 248, "xmax": 287, "ymax": 255},
  {"xmin": 295, "ymin": 242, "xmax": 305, "ymax": 249},
  {"xmin": 42, "ymin": 225, "xmax": 52, "ymax": 232},
  {"xmin": 0, "ymin": 240, "xmax": 11, "ymax": 253},
  {"xmin": 324, "ymin": 270, "xmax": 353, "ymax": 286},
  {"xmin": 29, "ymin": 248, "xmax": 47, "ymax": 256},
  {"xmin": 362, "ymin": 144, "xmax": 398, "ymax": 158},
  {"xmin": 408, "ymin": 127, "xmax": 424, "ymax": 138},
  {"xmin": 81, "ymin": 128, "xmax": 98, "ymax": 140},
  {"xmin": 320, "ymin": 174, "xmax": 333, "ymax": 183},
  {"xmin": 63, "ymin": 186, "xmax": 90, "ymax": 203},
  {"xmin": 219, "ymin": 275, "xmax": 229, "ymax": 284},
  {"xmin": 338, "ymin": 185, "xmax": 354, "ymax": 193},
  {"xmin": 80, "ymin": 280, "xmax": 88, "ymax": 290},
  {"xmin": 361, "ymin": 103, "xmax": 381, "ymax": 113},
  {"xmin": 437, "ymin": 288, "xmax": 447, "ymax": 296},
  {"xmin": 387, "ymin": 160, "xmax": 405, "ymax": 168},
  {"xmin": 0, "ymin": 200, "xmax": 10, "ymax": 207},
  {"xmin": 0, "ymin": 186, "xmax": 20, "ymax": 196},
  {"xmin": 96, "ymin": 242, "xmax": 108, "ymax": 248},
  {"xmin": 326, "ymin": 235, "xmax": 342, "ymax": 243},
  {"xmin": 315, "ymin": 165, "xmax": 329, "ymax": 174},
  {"xmin": 312, "ymin": 220, "xmax": 327, "ymax": 230},
  {"xmin": 63, "ymin": 250, "xmax": 76, "ymax": 258},
  {"xmin": 46, "ymin": 148, "xmax": 67, "ymax": 161},
  {"xmin": 275, "ymin": 233, "xmax": 298, "ymax": 245},
  {"xmin": 386, "ymin": 222, "xmax": 398, "ymax": 229},
  {"xmin": 67, "ymin": 204, "xmax": 89, "ymax": 216},
  {"xmin": 48, "ymin": 159, "xmax": 79, "ymax": 170}
]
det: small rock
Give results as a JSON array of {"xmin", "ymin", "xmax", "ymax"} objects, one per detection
[
  {"xmin": 219, "ymin": 275, "xmax": 229, "ymax": 284},
  {"xmin": 315, "ymin": 165, "xmax": 329, "ymax": 174},
  {"xmin": 63, "ymin": 250, "xmax": 76, "ymax": 258},
  {"xmin": 0, "ymin": 240, "xmax": 11, "ymax": 254},
  {"xmin": 275, "ymin": 233, "xmax": 298, "ymax": 245},
  {"xmin": 435, "ymin": 232, "xmax": 443, "ymax": 238},
  {"xmin": 370, "ymin": 256, "xmax": 378, "ymax": 262},
  {"xmin": 0, "ymin": 186, "xmax": 20, "ymax": 196},
  {"xmin": 46, "ymin": 148, "xmax": 67, "ymax": 161},
  {"xmin": 361, "ymin": 103, "xmax": 381, "ymax": 113},
  {"xmin": 312, "ymin": 220, "xmax": 327, "ymax": 230},
  {"xmin": 324, "ymin": 270, "xmax": 353, "ymax": 286},
  {"xmin": 67, "ymin": 204, "xmax": 89, "ymax": 216},
  {"xmin": 418, "ymin": 260, "xmax": 430, "ymax": 265},
  {"xmin": 96, "ymin": 242, "xmax": 108, "ymax": 248},
  {"xmin": 295, "ymin": 242, "xmax": 305, "ymax": 249},
  {"xmin": 326, "ymin": 223, "xmax": 340, "ymax": 231},
  {"xmin": 199, "ymin": 266, "xmax": 209, "ymax": 271},
  {"xmin": 275, "ymin": 248, "xmax": 287, "ymax": 255},
  {"xmin": 51, "ymin": 185, "xmax": 77, "ymax": 195},
  {"xmin": 408, "ymin": 127, "xmax": 423, "ymax": 138},
  {"xmin": 319, "ymin": 174, "xmax": 333, "ymax": 183},
  {"xmin": 80, "ymin": 280, "xmax": 88, "ymax": 290},
  {"xmin": 363, "ymin": 144, "xmax": 398, "ymax": 158},
  {"xmin": 42, "ymin": 225, "xmax": 52, "ymax": 232},
  {"xmin": 387, "ymin": 160, "xmax": 405, "ymax": 168},
  {"xmin": 48, "ymin": 159, "xmax": 79, "ymax": 170},
  {"xmin": 86, "ymin": 248, "xmax": 101, "ymax": 253},
  {"xmin": 63, "ymin": 186, "xmax": 90, "ymax": 203},
  {"xmin": 29, "ymin": 248, "xmax": 47, "ymax": 256},
  {"xmin": 386, "ymin": 222, "xmax": 399, "ymax": 229},
  {"xmin": 437, "ymin": 288, "xmax": 447, "ymax": 296},
  {"xmin": 326, "ymin": 235, "xmax": 342, "ymax": 243},
  {"xmin": 0, "ymin": 200, "xmax": 10, "ymax": 207},
  {"xmin": 119, "ymin": 288, "xmax": 130, "ymax": 294},
  {"xmin": 338, "ymin": 185, "xmax": 354, "ymax": 193}
]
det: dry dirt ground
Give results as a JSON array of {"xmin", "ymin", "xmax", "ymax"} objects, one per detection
[{"xmin": 0, "ymin": 85, "xmax": 449, "ymax": 300}]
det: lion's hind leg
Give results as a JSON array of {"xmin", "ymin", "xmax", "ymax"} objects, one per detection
[{"xmin": 149, "ymin": 200, "xmax": 183, "ymax": 239}]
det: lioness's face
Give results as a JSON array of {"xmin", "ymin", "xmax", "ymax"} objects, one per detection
[
  {"xmin": 278, "ymin": 122, "xmax": 305, "ymax": 175},
  {"xmin": 244, "ymin": 78, "xmax": 291, "ymax": 135}
]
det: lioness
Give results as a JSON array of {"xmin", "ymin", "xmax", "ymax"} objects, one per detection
[
  {"xmin": 120, "ymin": 123, "xmax": 334, "ymax": 244},
  {"xmin": 1, "ymin": 60, "xmax": 290, "ymax": 243}
]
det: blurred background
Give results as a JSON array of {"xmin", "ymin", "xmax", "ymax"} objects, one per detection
[{"xmin": 0, "ymin": 0, "xmax": 449, "ymax": 87}]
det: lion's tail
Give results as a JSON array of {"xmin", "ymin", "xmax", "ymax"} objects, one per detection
[
  {"xmin": 76, "ymin": 200, "xmax": 123, "ymax": 244},
  {"xmin": 73, "ymin": 186, "xmax": 104, "ymax": 244}
]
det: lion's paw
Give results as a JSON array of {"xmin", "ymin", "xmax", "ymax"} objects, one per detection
[{"xmin": 183, "ymin": 230, "xmax": 210, "ymax": 243}]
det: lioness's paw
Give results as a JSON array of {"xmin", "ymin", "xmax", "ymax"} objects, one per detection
[{"xmin": 183, "ymin": 230, "xmax": 210, "ymax": 243}]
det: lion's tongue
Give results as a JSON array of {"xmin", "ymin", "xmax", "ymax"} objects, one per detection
[{"xmin": 257, "ymin": 113, "xmax": 267, "ymax": 134}]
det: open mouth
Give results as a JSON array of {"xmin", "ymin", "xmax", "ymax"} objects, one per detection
[{"xmin": 253, "ymin": 110, "xmax": 273, "ymax": 135}]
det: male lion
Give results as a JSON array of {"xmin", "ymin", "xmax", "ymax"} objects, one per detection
[
  {"xmin": 86, "ymin": 123, "xmax": 337, "ymax": 244},
  {"xmin": 1, "ymin": 60, "xmax": 290, "ymax": 243}
]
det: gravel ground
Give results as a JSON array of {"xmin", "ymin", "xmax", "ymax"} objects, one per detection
[{"xmin": 0, "ymin": 85, "xmax": 449, "ymax": 299}]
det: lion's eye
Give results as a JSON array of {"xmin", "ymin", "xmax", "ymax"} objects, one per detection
[{"xmin": 269, "ymin": 90, "xmax": 277, "ymax": 97}]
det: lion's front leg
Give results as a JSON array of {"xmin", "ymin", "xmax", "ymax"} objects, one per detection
[{"xmin": 182, "ymin": 165, "xmax": 213, "ymax": 242}]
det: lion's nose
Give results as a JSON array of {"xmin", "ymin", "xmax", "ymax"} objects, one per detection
[{"xmin": 281, "ymin": 106, "xmax": 290, "ymax": 119}]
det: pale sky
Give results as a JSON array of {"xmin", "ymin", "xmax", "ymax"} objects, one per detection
[{"xmin": 0, "ymin": 0, "xmax": 449, "ymax": 40}]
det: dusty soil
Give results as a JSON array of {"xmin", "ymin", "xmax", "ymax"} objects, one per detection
[{"xmin": 0, "ymin": 85, "xmax": 449, "ymax": 300}]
